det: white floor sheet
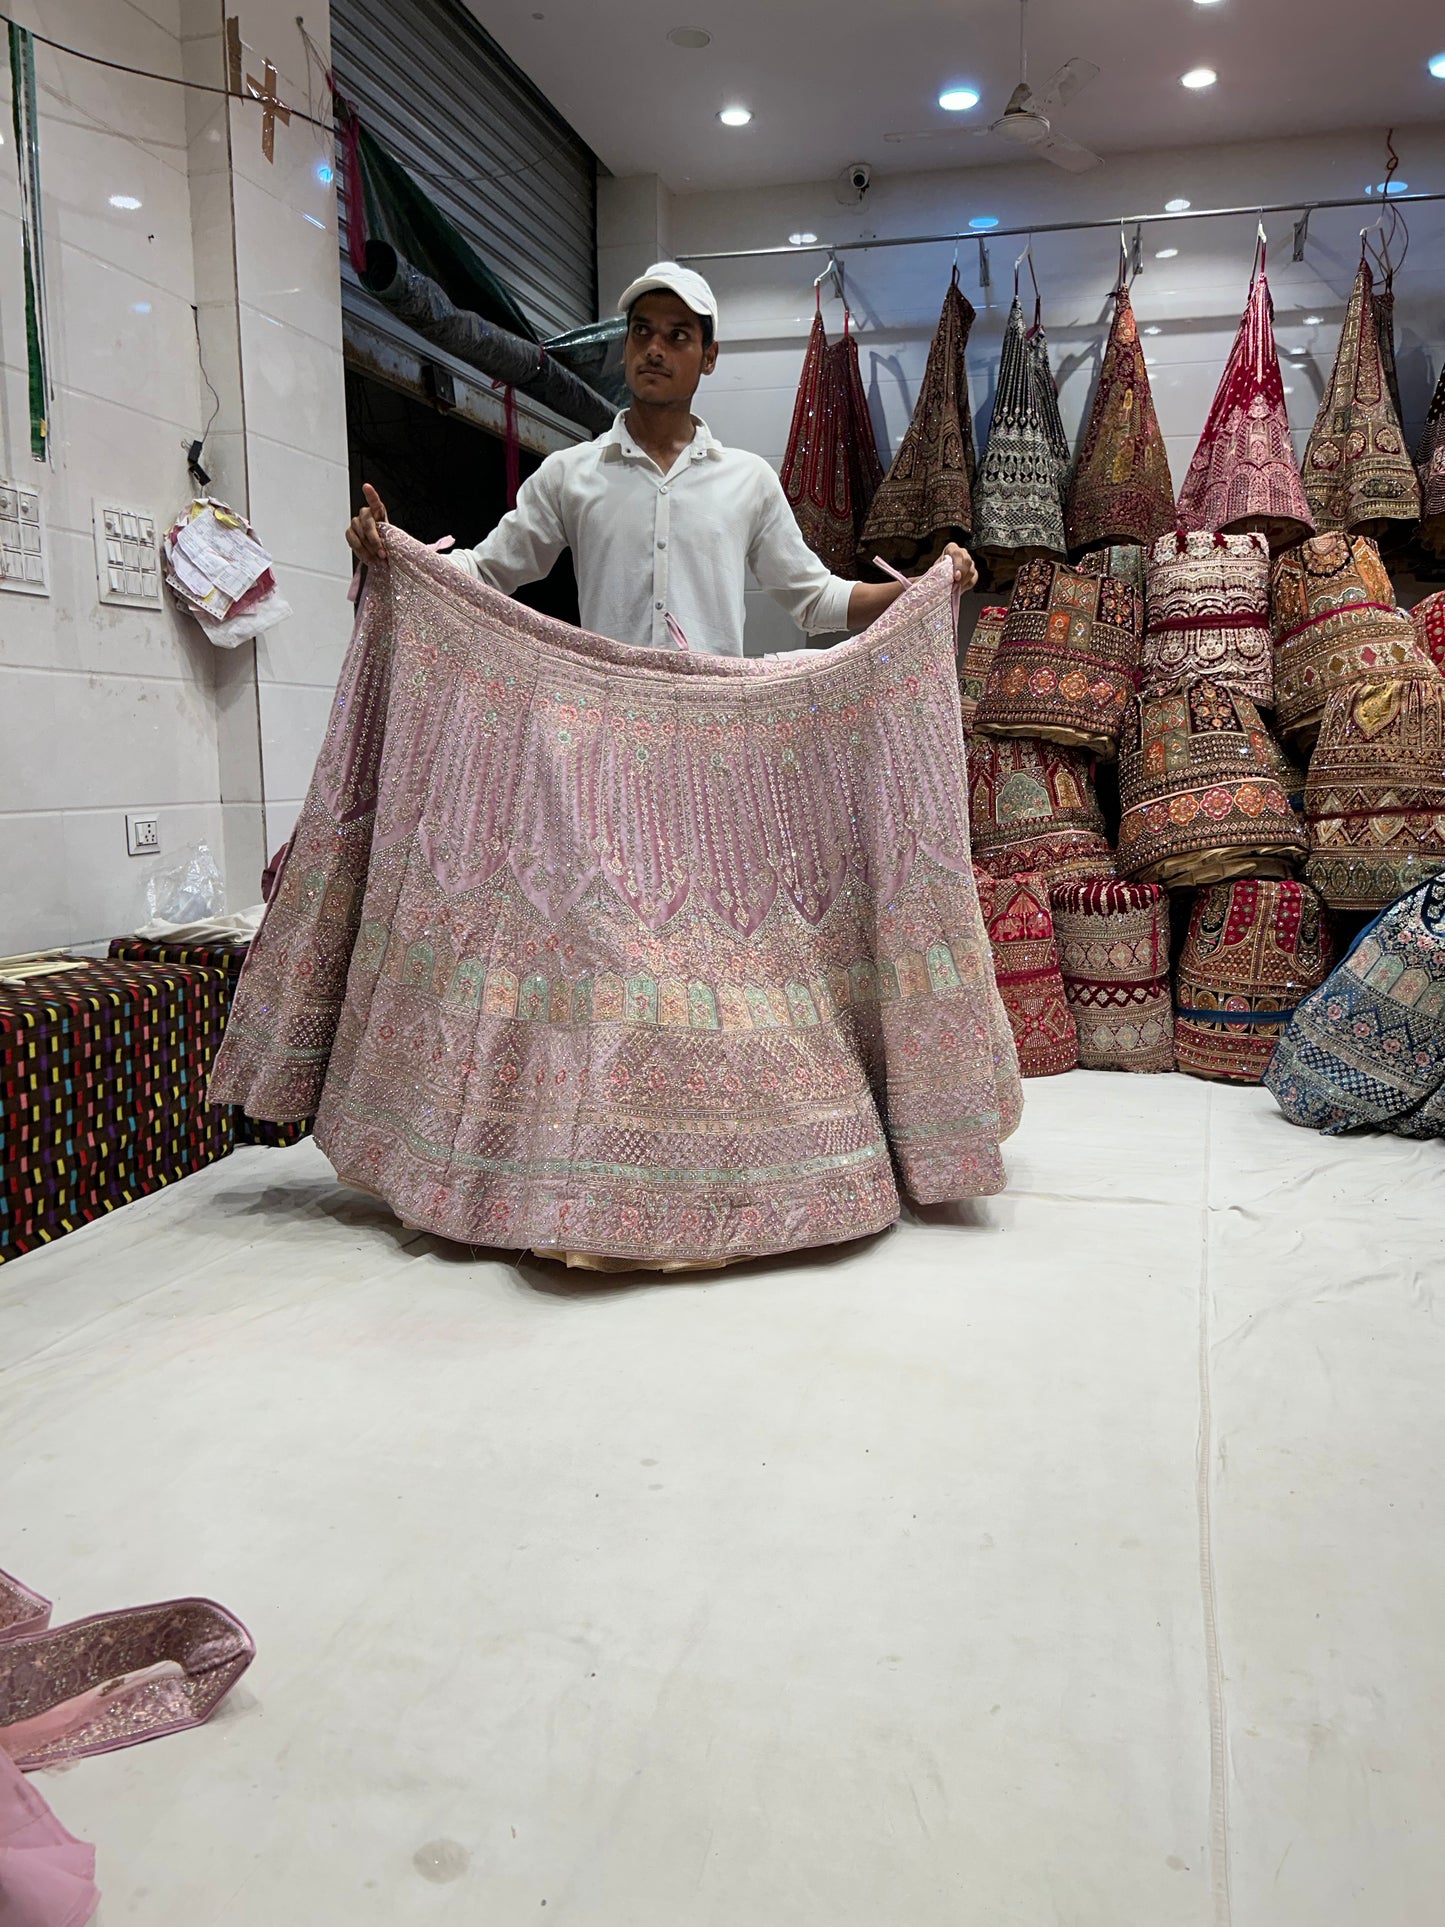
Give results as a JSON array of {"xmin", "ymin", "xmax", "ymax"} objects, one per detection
[{"xmin": 2, "ymin": 1073, "xmax": 1441, "ymax": 1926}]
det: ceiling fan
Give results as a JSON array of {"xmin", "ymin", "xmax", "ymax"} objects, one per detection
[{"xmin": 885, "ymin": 0, "xmax": 1103, "ymax": 173}]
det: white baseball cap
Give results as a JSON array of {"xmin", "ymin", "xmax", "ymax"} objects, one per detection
[{"xmin": 616, "ymin": 261, "xmax": 719, "ymax": 330}]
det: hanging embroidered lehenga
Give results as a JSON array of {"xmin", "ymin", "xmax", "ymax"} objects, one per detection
[
  {"xmin": 1301, "ymin": 251, "xmax": 1421, "ymax": 538},
  {"xmin": 860, "ymin": 269, "xmax": 978, "ymax": 572},
  {"xmin": 972, "ymin": 289, "xmax": 1068, "ymax": 585},
  {"xmin": 779, "ymin": 306, "xmax": 857, "ymax": 577},
  {"xmin": 1064, "ymin": 277, "xmax": 1176, "ymax": 553},
  {"xmin": 1174, "ymin": 247, "xmax": 1313, "ymax": 549},
  {"xmin": 210, "ymin": 533, "xmax": 1023, "ymax": 1269},
  {"xmin": 1415, "ymin": 361, "xmax": 1445, "ymax": 558}
]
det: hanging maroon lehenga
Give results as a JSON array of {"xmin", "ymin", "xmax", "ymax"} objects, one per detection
[
  {"xmin": 1301, "ymin": 251, "xmax": 1421, "ymax": 538},
  {"xmin": 1416, "ymin": 361, "xmax": 1445, "ymax": 558},
  {"xmin": 779, "ymin": 306, "xmax": 857, "ymax": 577},
  {"xmin": 827, "ymin": 318, "xmax": 885, "ymax": 565},
  {"xmin": 860, "ymin": 269, "xmax": 978, "ymax": 572},
  {"xmin": 1064, "ymin": 279, "xmax": 1176, "ymax": 553},
  {"xmin": 1175, "ymin": 251, "xmax": 1313, "ymax": 550}
]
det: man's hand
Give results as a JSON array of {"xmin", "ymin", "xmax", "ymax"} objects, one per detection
[
  {"xmin": 345, "ymin": 483, "xmax": 391, "ymax": 566},
  {"xmin": 941, "ymin": 542, "xmax": 978, "ymax": 593}
]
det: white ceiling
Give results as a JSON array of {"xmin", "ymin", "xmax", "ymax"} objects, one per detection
[{"xmin": 469, "ymin": 0, "xmax": 1445, "ymax": 193}]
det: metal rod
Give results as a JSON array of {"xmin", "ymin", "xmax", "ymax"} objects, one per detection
[{"xmin": 674, "ymin": 192, "xmax": 1445, "ymax": 266}]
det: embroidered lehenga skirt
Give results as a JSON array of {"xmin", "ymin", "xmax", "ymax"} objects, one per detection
[{"xmin": 210, "ymin": 534, "xmax": 1022, "ymax": 1268}]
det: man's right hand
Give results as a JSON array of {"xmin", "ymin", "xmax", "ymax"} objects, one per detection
[{"xmin": 345, "ymin": 483, "xmax": 391, "ymax": 566}]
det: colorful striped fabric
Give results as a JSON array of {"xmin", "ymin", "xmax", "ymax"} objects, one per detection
[
  {"xmin": 1, "ymin": 958, "xmax": 232, "ymax": 1263},
  {"xmin": 109, "ymin": 937, "xmax": 312, "ymax": 1149}
]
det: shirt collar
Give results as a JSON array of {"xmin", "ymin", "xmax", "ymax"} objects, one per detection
[{"xmin": 602, "ymin": 411, "xmax": 723, "ymax": 465}]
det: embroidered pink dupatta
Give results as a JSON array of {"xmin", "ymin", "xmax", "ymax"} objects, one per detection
[{"xmin": 210, "ymin": 533, "xmax": 1021, "ymax": 1264}]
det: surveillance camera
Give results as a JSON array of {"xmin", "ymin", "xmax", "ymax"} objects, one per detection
[{"xmin": 849, "ymin": 162, "xmax": 872, "ymax": 194}]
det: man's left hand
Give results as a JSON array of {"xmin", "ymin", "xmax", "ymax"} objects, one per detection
[{"xmin": 942, "ymin": 543, "xmax": 978, "ymax": 593}]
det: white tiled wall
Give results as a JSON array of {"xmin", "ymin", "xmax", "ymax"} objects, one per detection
[
  {"xmin": 604, "ymin": 126, "xmax": 1445, "ymax": 654},
  {"xmin": 0, "ymin": 0, "xmax": 222, "ymax": 951},
  {"xmin": 0, "ymin": 1, "xmax": 351, "ymax": 952}
]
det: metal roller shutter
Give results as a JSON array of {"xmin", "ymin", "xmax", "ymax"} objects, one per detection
[{"xmin": 331, "ymin": 0, "xmax": 598, "ymax": 342}]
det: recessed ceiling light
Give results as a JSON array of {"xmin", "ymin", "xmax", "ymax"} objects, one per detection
[
  {"xmin": 1194, "ymin": 0, "xmax": 1224, "ymax": 6},
  {"xmin": 1143, "ymin": 325, "xmax": 1161, "ymax": 336},
  {"xmin": 1164, "ymin": 197, "xmax": 1191, "ymax": 212},
  {"xmin": 1303, "ymin": 314, "xmax": 1322, "ymax": 325},
  {"xmin": 109, "ymin": 194, "xmax": 142, "ymax": 209},
  {"xmin": 1366, "ymin": 179, "xmax": 1408, "ymax": 196},
  {"xmin": 1155, "ymin": 247, "xmax": 1179, "ymax": 259},
  {"xmin": 668, "ymin": 27, "xmax": 711, "ymax": 48},
  {"xmin": 1428, "ymin": 52, "xmax": 1445, "ymax": 79},
  {"xmin": 1180, "ymin": 67, "xmax": 1217, "ymax": 88},
  {"xmin": 969, "ymin": 214, "xmax": 999, "ymax": 230},
  {"xmin": 788, "ymin": 231, "xmax": 818, "ymax": 246},
  {"xmin": 718, "ymin": 105, "xmax": 752, "ymax": 126},
  {"xmin": 938, "ymin": 86, "xmax": 981, "ymax": 112}
]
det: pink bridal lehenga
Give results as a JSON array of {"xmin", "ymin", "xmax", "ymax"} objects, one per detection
[{"xmin": 210, "ymin": 531, "xmax": 1022, "ymax": 1269}]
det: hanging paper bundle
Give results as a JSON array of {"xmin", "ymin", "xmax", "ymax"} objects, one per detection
[
  {"xmin": 860, "ymin": 269, "xmax": 977, "ymax": 572},
  {"xmin": 1064, "ymin": 280, "xmax": 1176, "ymax": 553},
  {"xmin": 1301, "ymin": 253, "xmax": 1421, "ymax": 537},
  {"xmin": 973, "ymin": 869, "xmax": 1079, "ymax": 1077},
  {"xmin": 975, "ymin": 557, "xmax": 1143, "ymax": 757},
  {"xmin": 1415, "ymin": 363, "xmax": 1445, "ymax": 558},
  {"xmin": 1174, "ymin": 879, "xmax": 1334, "ymax": 1085},
  {"xmin": 1174, "ymin": 252, "xmax": 1313, "ymax": 550},
  {"xmin": 1265, "ymin": 876, "xmax": 1445, "ymax": 1137},
  {"xmin": 1050, "ymin": 879, "xmax": 1175, "ymax": 1073},
  {"xmin": 958, "ymin": 604, "xmax": 1008, "ymax": 730},
  {"xmin": 826, "ymin": 320, "xmax": 885, "ymax": 561},
  {"xmin": 968, "ymin": 734, "xmax": 1116, "ymax": 886},
  {"xmin": 1269, "ymin": 532, "xmax": 1428, "ymax": 744},
  {"xmin": 1142, "ymin": 530, "xmax": 1274, "ymax": 705},
  {"xmin": 1303, "ymin": 670, "xmax": 1445, "ymax": 911},
  {"xmin": 1115, "ymin": 680, "xmax": 1306, "ymax": 888},
  {"xmin": 780, "ymin": 306, "xmax": 857, "ymax": 577},
  {"xmin": 973, "ymin": 296, "xmax": 1067, "ymax": 585}
]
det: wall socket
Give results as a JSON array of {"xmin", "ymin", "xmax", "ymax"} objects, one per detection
[{"xmin": 126, "ymin": 813, "xmax": 160, "ymax": 857}]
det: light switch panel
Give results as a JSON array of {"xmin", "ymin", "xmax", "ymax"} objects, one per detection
[
  {"xmin": 93, "ymin": 501, "xmax": 163, "ymax": 608},
  {"xmin": 0, "ymin": 480, "xmax": 48, "ymax": 596}
]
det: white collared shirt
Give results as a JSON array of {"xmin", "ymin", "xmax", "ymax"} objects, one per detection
[{"xmin": 448, "ymin": 412, "xmax": 855, "ymax": 655}]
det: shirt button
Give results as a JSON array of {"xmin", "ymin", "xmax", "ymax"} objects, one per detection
[
  {"xmin": 655, "ymin": 600, "xmax": 664, "ymax": 610},
  {"xmin": 659, "ymin": 485, "xmax": 669, "ymax": 495},
  {"xmin": 657, "ymin": 540, "xmax": 667, "ymax": 550}
]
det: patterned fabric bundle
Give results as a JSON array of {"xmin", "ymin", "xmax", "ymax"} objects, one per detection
[
  {"xmin": 1301, "ymin": 255, "xmax": 1421, "ymax": 537},
  {"xmin": 1142, "ymin": 529, "xmax": 1273, "ymax": 704},
  {"xmin": 1079, "ymin": 542, "xmax": 1148, "ymax": 597},
  {"xmin": 1, "ymin": 958, "xmax": 232, "ymax": 1263},
  {"xmin": 1265, "ymin": 876, "xmax": 1445, "ymax": 1135},
  {"xmin": 211, "ymin": 532, "xmax": 1023, "ymax": 1268},
  {"xmin": 975, "ymin": 557, "xmax": 1143, "ymax": 756},
  {"xmin": 827, "ymin": 324, "xmax": 886, "ymax": 561},
  {"xmin": 1411, "ymin": 591, "xmax": 1445, "ymax": 673},
  {"xmin": 1269, "ymin": 532, "xmax": 1426, "ymax": 744},
  {"xmin": 1116, "ymin": 680, "xmax": 1307, "ymax": 888},
  {"xmin": 861, "ymin": 270, "xmax": 977, "ymax": 571},
  {"xmin": 958, "ymin": 604, "xmax": 1007, "ymax": 730},
  {"xmin": 1416, "ymin": 363, "xmax": 1445, "ymax": 557},
  {"xmin": 1051, "ymin": 878, "xmax": 1174, "ymax": 1072},
  {"xmin": 780, "ymin": 310, "xmax": 859, "ymax": 578},
  {"xmin": 1175, "ymin": 261, "xmax": 1313, "ymax": 550},
  {"xmin": 974, "ymin": 869, "xmax": 1078, "ymax": 1077},
  {"xmin": 973, "ymin": 296, "xmax": 1067, "ymax": 584},
  {"xmin": 1303, "ymin": 671, "xmax": 1445, "ymax": 910},
  {"xmin": 1174, "ymin": 879, "xmax": 1333, "ymax": 1083},
  {"xmin": 108, "ymin": 935, "xmax": 312, "ymax": 1148},
  {"xmin": 1064, "ymin": 282, "xmax": 1176, "ymax": 553},
  {"xmin": 1372, "ymin": 273, "xmax": 1404, "ymax": 433},
  {"xmin": 968, "ymin": 733, "xmax": 1116, "ymax": 885}
]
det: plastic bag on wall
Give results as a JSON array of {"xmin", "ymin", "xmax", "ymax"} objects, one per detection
[
  {"xmin": 162, "ymin": 498, "xmax": 292, "ymax": 647},
  {"xmin": 145, "ymin": 843, "xmax": 225, "ymax": 923}
]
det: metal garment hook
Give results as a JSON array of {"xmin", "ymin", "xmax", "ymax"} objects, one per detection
[
  {"xmin": 978, "ymin": 234, "xmax": 992, "ymax": 290},
  {"xmin": 813, "ymin": 250, "xmax": 844, "ymax": 306},
  {"xmin": 1292, "ymin": 206, "xmax": 1311, "ymax": 262}
]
